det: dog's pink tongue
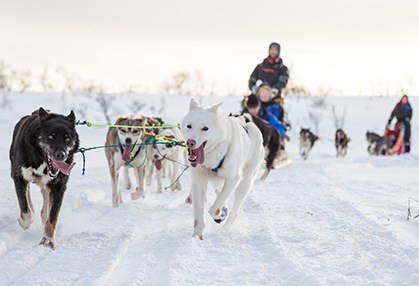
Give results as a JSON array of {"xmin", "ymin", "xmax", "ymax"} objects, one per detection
[
  {"xmin": 188, "ymin": 144, "xmax": 205, "ymax": 167},
  {"xmin": 51, "ymin": 160, "xmax": 76, "ymax": 175},
  {"xmin": 154, "ymin": 159, "xmax": 163, "ymax": 170},
  {"xmin": 122, "ymin": 146, "xmax": 133, "ymax": 161}
]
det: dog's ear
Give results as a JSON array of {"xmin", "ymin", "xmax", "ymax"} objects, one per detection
[
  {"xmin": 189, "ymin": 98, "xmax": 199, "ymax": 110},
  {"xmin": 208, "ymin": 102, "xmax": 223, "ymax": 113},
  {"xmin": 115, "ymin": 117, "xmax": 128, "ymax": 126},
  {"xmin": 38, "ymin": 107, "xmax": 49, "ymax": 121},
  {"xmin": 67, "ymin": 110, "xmax": 76, "ymax": 125},
  {"xmin": 141, "ymin": 117, "xmax": 148, "ymax": 126}
]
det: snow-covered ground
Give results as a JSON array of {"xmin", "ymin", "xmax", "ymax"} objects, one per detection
[{"xmin": 0, "ymin": 92, "xmax": 418, "ymax": 285}]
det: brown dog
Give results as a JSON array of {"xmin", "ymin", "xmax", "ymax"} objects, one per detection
[
  {"xmin": 335, "ymin": 129, "xmax": 350, "ymax": 157},
  {"xmin": 105, "ymin": 117, "xmax": 152, "ymax": 207}
]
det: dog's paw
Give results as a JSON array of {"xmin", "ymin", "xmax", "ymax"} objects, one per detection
[
  {"xmin": 18, "ymin": 213, "xmax": 33, "ymax": 230},
  {"xmin": 131, "ymin": 189, "xmax": 145, "ymax": 200},
  {"xmin": 185, "ymin": 195, "xmax": 192, "ymax": 204},
  {"xmin": 39, "ymin": 236, "xmax": 56, "ymax": 249},
  {"xmin": 171, "ymin": 182, "xmax": 182, "ymax": 192},
  {"xmin": 213, "ymin": 207, "xmax": 228, "ymax": 224}
]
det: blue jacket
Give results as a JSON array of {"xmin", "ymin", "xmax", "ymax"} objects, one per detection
[{"xmin": 259, "ymin": 104, "xmax": 286, "ymax": 137}]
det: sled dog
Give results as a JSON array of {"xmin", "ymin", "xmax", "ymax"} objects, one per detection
[
  {"xmin": 300, "ymin": 128, "xmax": 318, "ymax": 160},
  {"xmin": 335, "ymin": 129, "xmax": 350, "ymax": 157},
  {"xmin": 105, "ymin": 116, "xmax": 152, "ymax": 207},
  {"xmin": 146, "ymin": 126, "xmax": 186, "ymax": 194},
  {"xmin": 366, "ymin": 131, "xmax": 391, "ymax": 155},
  {"xmin": 10, "ymin": 108, "xmax": 79, "ymax": 249},
  {"xmin": 181, "ymin": 99, "xmax": 264, "ymax": 239}
]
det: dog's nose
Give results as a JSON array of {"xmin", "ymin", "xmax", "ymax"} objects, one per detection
[
  {"xmin": 154, "ymin": 155, "xmax": 158, "ymax": 159},
  {"xmin": 186, "ymin": 139, "xmax": 196, "ymax": 148},
  {"xmin": 54, "ymin": 151, "xmax": 65, "ymax": 161},
  {"xmin": 125, "ymin": 138, "xmax": 132, "ymax": 144}
]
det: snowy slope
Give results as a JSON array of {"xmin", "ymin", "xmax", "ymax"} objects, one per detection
[{"xmin": 0, "ymin": 92, "xmax": 418, "ymax": 286}]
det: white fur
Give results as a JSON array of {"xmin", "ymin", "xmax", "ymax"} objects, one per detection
[
  {"xmin": 146, "ymin": 127, "xmax": 186, "ymax": 194},
  {"xmin": 110, "ymin": 143, "xmax": 147, "ymax": 207},
  {"xmin": 181, "ymin": 98, "xmax": 265, "ymax": 239},
  {"xmin": 21, "ymin": 163, "xmax": 52, "ymax": 187}
]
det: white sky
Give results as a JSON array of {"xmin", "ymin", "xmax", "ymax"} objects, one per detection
[{"xmin": 1, "ymin": 0, "xmax": 419, "ymax": 95}]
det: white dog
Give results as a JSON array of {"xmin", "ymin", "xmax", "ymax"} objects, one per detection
[
  {"xmin": 146, "ymin": 127, "xmax": 186, "ymax": 193},
  {"xmin": 181, "ymin": 99, "xmax": 265, "ymax": 240}
]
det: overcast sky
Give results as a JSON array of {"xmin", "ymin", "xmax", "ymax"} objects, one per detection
[{"xmin": 1, "ymin": 0, "xmax": 419, "ymax": 95}]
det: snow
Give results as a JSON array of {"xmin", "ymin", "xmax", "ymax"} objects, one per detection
[{"xmin": 0, "ymin": 92, "xmax": 418, "ymax": 285}]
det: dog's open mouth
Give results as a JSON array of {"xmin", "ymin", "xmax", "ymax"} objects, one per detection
[
  {"xmin": 154, "ymin": 159, "xmax": 163, "ymax": 170},
  {"xmin": 122, "ymin": 145, "xmax": 134, "ymax": 161},
  {"xmin": 187, "ymin": 141, "xmax": 206, "ymax": 167},
  {"xmin": 47, "ymin": 157, "xmax": 75, "ymax": 177}
]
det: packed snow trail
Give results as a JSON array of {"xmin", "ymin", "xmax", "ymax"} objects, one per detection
[{"xmin": 0, "ymin": 93, "xmax": 418, "ymax": 285}]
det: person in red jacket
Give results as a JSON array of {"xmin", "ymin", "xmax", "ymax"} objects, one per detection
[{"xmin": 387, "ymin": 121, "xmax": 405, "ymax": 155}]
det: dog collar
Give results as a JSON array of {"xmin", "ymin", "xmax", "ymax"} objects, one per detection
[{"xmin": 211, "ymin": 156, "xmax": 225, "ymax": 173}]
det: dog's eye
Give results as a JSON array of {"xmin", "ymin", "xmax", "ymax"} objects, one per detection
[
  {"xmin": 120, "ymin": 129, "xmax": 127, "ymax": 134},
  {"xmin": 201, "ymin": 126, "xmax": 209, "ymax": 131},
  {"xmin": 165, "ymin": 144, "xmax": 173, "ymax": 148},
  {"xmin": 48, "ymin": 135, "xmax": 54, "ymax": 140},
  {"xmin": 132, "ymin": 129, "xmax": 140, "ymax": 134},
  {"xmin": 187, "ymin": 124, "xmax": 192, "ymax": 129},
  {"xmin": 65, "ymin": 137, "xmax": 71, "ymax": 142}
]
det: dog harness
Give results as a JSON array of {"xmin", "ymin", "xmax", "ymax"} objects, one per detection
[
  {"xmin": 116, "ymin": 136, "xmax": 142, "ymax": 164},
  {"xmin": 211, "ymin": 156, "xmax": 225, "ymax": 173}
]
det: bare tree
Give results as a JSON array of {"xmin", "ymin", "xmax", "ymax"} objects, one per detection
[
  {"xmin": 311, "ymin": 95, "xmax": 328, "ymax": 109},
  {"xmin": 160, "ymin": 69, "xmax": 211, "ymax": 96},
  {"xmin": 331, "ymin": 105, "xmax": 346, "ymax": 129},
  {"xmin": 0, "ymin": 60, "xmax": 12, "ymax": 91},
  {"xmin": 1, "ymin": 93, "xmax": 12, "ymax": 109},
  {"xmin": 128, "ymin": 100, "xmax": 146, "ymax": 116},
  {"xmin": 308, "ymin": 111, "xmax": 322, "ymax": 135},
  {"xmin": 96, "ymin": 93, "xmax": 115, "ymax": 124},
  {"xmin": 39, "ymin": 67, "xmax": 54, "ymax": 92},
  {"xmin": 17, "ymin": 70, "xmax": 32, "ymax": 93}
]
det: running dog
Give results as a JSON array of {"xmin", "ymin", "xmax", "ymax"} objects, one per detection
[
  {"xmin": 105, "ymin": 116, "xmax": 152, "ymax": 207},
  {"xmin": 335, "ymin": 129, "xmax": 350, "ymax": 157},
  {"xmin": 233, "ymin": 113, "xmax": 282, "ymax": 180},
  {"xmin": 366, "ymin": 131, "xmax": 391, "ymax": 155},
  {"xmin": 300, "ymin": 128, "xmax": 318, "ymax": 160},
  {"xmin": 10, "ymin": 108, "xmax": 79, "ymax": 249},
  {"xmin": 181, "ymin": 99, "xmax": 264, "ymax": 240},
  {"xmin": 146, "ymin": 126, "xmax": 186, "ymax": 194}
]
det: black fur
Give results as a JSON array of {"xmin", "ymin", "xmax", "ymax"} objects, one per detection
[
  {"xmin": 9, "ymin": 107, "xmax": 79, "ymax": 249},
  {"xmin": 366, "ymin": 131, "xmax": 391, "ymax": 155},
  {"xmin": 335, "ymin": 129, "xmax": 350, "ymax": 156},
  {"xmin": 231, "ymin": 113, "xmax": 282, "ymax": 178},
  {"xmin": 299, "ymin": 128, "xmax": 318, "ymax": 159}
]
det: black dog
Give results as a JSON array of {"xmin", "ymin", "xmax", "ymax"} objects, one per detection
[
  {"xmin": 335, "ymin": 129, "xmax": 350, "ymax": 157},
  {"xmin": 300, "ymin": 128, "xmax": 318, "ymax": 160},
  {"xmin": 232, "ymin": 113, "xmax": 282, "ymax": 180},
  {"xmin": 366, "ymin": 131, "xmax": 391, "ymax": 155},
  {"xmin": 9, "ymin": 108, "xmax": 79, "ymax": 249}
]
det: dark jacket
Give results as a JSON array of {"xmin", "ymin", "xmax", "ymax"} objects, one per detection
[
  {"xmin": 248, "ymin": 57, "xmax": 289, "ymax": 92},
  {"xmin": 388, "ymin": 102, "xmax": 413, "ymax": 124}
]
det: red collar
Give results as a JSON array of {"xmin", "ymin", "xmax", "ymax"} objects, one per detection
[{"xmin": 266, "ymin": 57, "xmax": 280, "ymax": 64}]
